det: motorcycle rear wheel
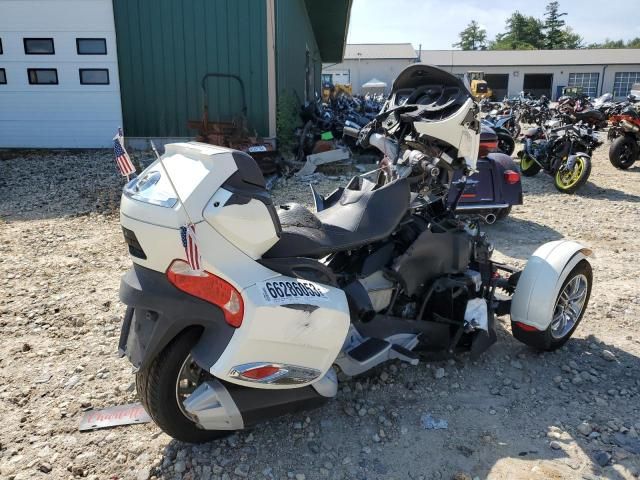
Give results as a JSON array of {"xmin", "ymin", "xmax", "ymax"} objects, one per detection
[
  {"xmin": 519, "ymin": 154, "xmax": 541, "ymax": 177},
  {"xmin": 136, "ymin": 328, "xmax": 231, "ymax": 443},
  {"xmin": 496, "ymin": 133, "xmax": 515, "ymax": 156},
  {"xmin": 496, "ymin": 206, "xmax": 512, "ymax": 220},
  {"xmin": 554, "ymin": 156, "xmax": 591, "ymax": 194},
  {"xmin": 609, "ymin": 135, "xmax": 638, "ymax": 170}
]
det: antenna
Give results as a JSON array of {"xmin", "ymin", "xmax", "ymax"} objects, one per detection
[{"xmin": 149, "ymin": 140, "xmax": 197, "ymax": 227}]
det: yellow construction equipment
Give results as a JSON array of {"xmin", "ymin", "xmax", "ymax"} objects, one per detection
[
  {"xmin": 466, "ymin": 71, "xmax": 493, "ymax": 100},
  {"xmin": 322, "ymin": 82, "xmax": 352, "ymax": 102}
]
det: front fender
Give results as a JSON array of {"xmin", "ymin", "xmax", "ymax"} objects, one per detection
[
  {"xmin": 510, "ymin": 240, "xmax": 593, "ymax": 330},
  {"xmin": 566, "ymin": 153, "xmax": 590, "ymax": 170}
]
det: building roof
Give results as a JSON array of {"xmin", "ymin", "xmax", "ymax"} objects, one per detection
[
  {"xmin": 305, "ymin": 0, "xmax": 353, "ymax": 63},
  {"xmin": 419, "ymin": 49, "xmax": 640, "ymax": 67},
  {"xmin": 344, "ymin": 43, "xmax": 417, "ymax": 60}
]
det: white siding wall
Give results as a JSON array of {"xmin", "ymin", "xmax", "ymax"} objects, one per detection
[
  {"xmin": 444, "ymin": 65, "xmax": 640, "ymax": 100},
  {"xmin": 323, "ymin": 59, "xmax": 416, "ymax": 94},
  {"xmin": 0, "ymin": 0, "xmax": 122, "ymax": 148}
]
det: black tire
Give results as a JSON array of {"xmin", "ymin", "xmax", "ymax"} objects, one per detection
[
  {"xmin": 609, "ymin": 135, "xmax": 638, "ymax": 170},
  {"xmin": 519, "ymin": 153, "xmax": 541, "ymax": 177},
  {"xmin": 512, "ymin": 260, "xmax": 592, "ymax": 351},
  {"xmin": 495, "ymin": 206, "xmax": 512, "ymax": 220},
  {"xmin": 136, "ymin": 328, "xmax": 231, "ymax": 443},
  {"xmin": 496, "ymin": 132, "xmax": 515, "ymax": 156}
]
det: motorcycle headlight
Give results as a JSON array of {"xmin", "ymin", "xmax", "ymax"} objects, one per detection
[{"xmin": 123, "ymin": 169, "xmax": 178, "ymax": 208}]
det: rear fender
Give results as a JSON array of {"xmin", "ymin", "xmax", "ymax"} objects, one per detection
[
  {"xmin": 510, "ymin": 240, "xmax": 592, "ymax": 330},
  {"xmin": 486, "ymin": 152, "xmax": 523, "ymax": 206},
  {"xmin": 119, "ymin": 264, "xmax": 234, "ymax": 371}
]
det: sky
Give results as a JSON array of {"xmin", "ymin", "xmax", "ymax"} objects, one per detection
[{"xmin": 346, "ymin": 0, "xmax": 640, "ymax": 49}]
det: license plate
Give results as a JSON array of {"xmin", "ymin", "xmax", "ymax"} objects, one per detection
[
  {"xmin": 259, "ymin": 279, "xmax": 329, "ymax": 304},
  {"xmin": 248, "ymin": 145, "xmax": 267, "ymax": 152}
]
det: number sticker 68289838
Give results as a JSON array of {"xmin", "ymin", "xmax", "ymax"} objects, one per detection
[{"xmin": 259, "ymin": 279, "xmax": 329, "ymax": 304}]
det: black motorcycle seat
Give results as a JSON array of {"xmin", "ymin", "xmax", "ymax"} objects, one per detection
[
  {"xmin": 574, "ymin": 109, "xmax": 604, "ymax": 120},
  {"xmin": 263, "ymin": 178, "xmax": 410, "ymax": 259}
]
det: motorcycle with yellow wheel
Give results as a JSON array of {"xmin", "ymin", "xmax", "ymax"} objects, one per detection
[{"xmin": 517, "ymin": 123, "xmax": 600, "ymax": 194}]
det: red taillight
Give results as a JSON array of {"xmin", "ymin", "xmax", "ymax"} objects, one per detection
[
  {"xmin": 513, "ymin": 321, "xmax": 538, "ymax": 332},
  {"xmin": 504, "ymin": 170, "xmax": 520, "ymax": 185},
  {"xmin": 240, "ymin": 365, "xmax": 282, "ymax": 380},
  {"xmin": 166, "ymin": 260, "xmax": 244, "ymax": 327},
  {"xmin": 479, "ymin": 140, "xmax": 499, "ymax": 157}
]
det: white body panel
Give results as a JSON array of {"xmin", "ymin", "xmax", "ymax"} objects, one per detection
[
  {"xmin": 412, "ymin": 97, "xmax": 480, "ymax": 170},
  {"xmin": 203, "ymin": 189, "xmax": 279, "ymax": 260},
  {"xmin": 211, "ymin": 277, "xmax": 350, "ymax": 389},
  {"xmin": 511, "ymin": 240, "xmax": 592, "ymax": 330},
  {"xmin": 0, "ymin": 0, "xmax": 122, "ymax": 148},
  {"xmin": 120, "ymin": 143, "xmax": 239, "ymax": 228},
  {"xmin": 120, "ymin": 215, "xmax": 278, "ymax": 290},
  {"xmin": 120, "ymin": 142, "xmax": 351, "ymax": 389}
]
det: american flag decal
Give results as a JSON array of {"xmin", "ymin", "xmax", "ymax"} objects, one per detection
[
  {"xmin": 113, "ymin": 128, "xmax": 136, "ymax": 177},
  {"xmin": 180, "ymin": 224, "xmax": 201, "ymax": 271}
]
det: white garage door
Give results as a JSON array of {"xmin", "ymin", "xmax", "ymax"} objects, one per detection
[{"xmin": 0, "ymin": 0, "xmax": 123, "ymax": 148}]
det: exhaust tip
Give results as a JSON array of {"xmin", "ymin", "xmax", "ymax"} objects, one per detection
[{"xmin": 484, "ymin": 213, "xmax": 497, "ymax": 224}]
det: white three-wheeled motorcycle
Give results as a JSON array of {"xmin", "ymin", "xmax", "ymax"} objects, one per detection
[{"xmin": 117, "ymin": 65, "xmax": 592, "ymax": 442}]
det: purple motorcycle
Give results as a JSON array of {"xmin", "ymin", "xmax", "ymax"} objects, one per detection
[{"xmin": 451, "ymin": 125, "xmax": 523, "ymax": 223}]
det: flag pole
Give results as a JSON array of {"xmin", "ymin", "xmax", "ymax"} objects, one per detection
[{"xmin": 149, "ymin": 140, "xmax": 197, "ymax": 228}]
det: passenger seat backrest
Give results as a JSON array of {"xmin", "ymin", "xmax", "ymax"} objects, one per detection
[{"xmin": 317, "ymin": 179, "xmax": 410, "ymax": 236}]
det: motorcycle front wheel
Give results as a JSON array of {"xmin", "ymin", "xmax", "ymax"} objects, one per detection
[
  {"xmin": 519, "ymin": 154, "xmax": 541, "ymax": 177},
  {"xmin": 554, "ymin": 155, "xmax": 591, "ymax": 194},
  {"xmin": 609, "ymin": 135, "xmax": 638, "ymax": 170},
  {"xmin": 136, "ymin": 329, "xmax": 230, "ymax": 443}
]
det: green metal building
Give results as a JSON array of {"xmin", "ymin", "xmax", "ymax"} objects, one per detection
[{"xmin": 112, "ymin": 0, "xmax": 352, "ymax": 140}]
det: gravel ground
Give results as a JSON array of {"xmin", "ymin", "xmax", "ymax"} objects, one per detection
[{"xmin": 1, "ymin": 143, "xmax": 639, "ymax": 480}]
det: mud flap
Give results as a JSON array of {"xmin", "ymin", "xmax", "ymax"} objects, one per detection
[{"xmin": 470, "ymin": 311, "xmax": 497, "ymax": 360}]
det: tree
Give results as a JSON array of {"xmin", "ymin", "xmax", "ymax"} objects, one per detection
[
  {"xmin": 628, "ymin": 37, "xmax": 640, "ymax": 48},
  {"xmin": 543, "ymin": 1, "xmax": 567, "ymax": 49},
  {"xmin": 563, "ymin": 27, "xmax": 583, "ymax": 49},
  {"xmin": 489, "ymin": 12, "xmax": 544, "ymax": 50},
  {"xmin": 453, "ymin": 21, "xmax": 487, "ymax": 50},
  {"xmin": 589, "ymin": 37, "xmax": 640, "ymax": 49}
]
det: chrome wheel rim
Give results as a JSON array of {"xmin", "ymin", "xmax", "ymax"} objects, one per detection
[
  {"xmin": 175, "ymin": 354, "xmax": 205, "ymax": 419},
  {"xmin": 550, "ymin": 274, "xmax": 588, "ymax": 339}
]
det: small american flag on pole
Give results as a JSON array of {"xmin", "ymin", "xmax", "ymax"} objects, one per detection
[
  {"xmin": 113, "ymin": 128, "xmax": 136, "ymax": 177},
  {"xmin": 180, "ymin": 224, "xmax": 202, "ymax": 271}
]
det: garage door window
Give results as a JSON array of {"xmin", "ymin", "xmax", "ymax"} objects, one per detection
[
  {"xmin": 0, "ymin": 69, "xmax": 6, "ymax": 85},
  {"xmin": 79, "ymin": 69, "xmax": 109, "ymax": 85},
  {"xmin": 613, "ymin": 72, "xmax": 640, "ymax": 97},
  {"xmin": 28, "ymin": 69, "xmax": 58, "ymax": 85},
  {"xmin": 24, "ymin": 38, "xmax": 55, "ymax": 55},
  {"xmin": 568, "ymin": 72, "xmax": 599, "ymax": 97},
  {"xmin": 77, "ymin": 38, "xmax": 107, "ymax": 55}
]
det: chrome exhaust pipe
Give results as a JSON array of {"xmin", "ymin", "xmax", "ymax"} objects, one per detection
[
  {"xmin": 484, "ymin": 213, "xmax": 497, "ymax": 225},
  {"xmin": 342, "ymin": 126, "xmax": 360, "ymax": 139}
]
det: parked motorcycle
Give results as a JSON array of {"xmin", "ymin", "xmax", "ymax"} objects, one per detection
[
  {"xmin": 608, "ymin": 104, "xmax": 640, "ymax": 169},
  {"xmin": 117, "ymin": 64, "xmax": 593, "ymax": 443},
  {"xmin": 452, "ymin": 124, "xmax": 522, "ymax": 221},
  {"xmin": 518, "ymin": 123, "xmax": 599, "ymax": 193},
  {"xmin": 481, "ymin": 118, "xmax": 516, "ymax": 155},
  {"xmin": 558, "ymin": 94, "xmax": 607, "ymax": 130}
]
